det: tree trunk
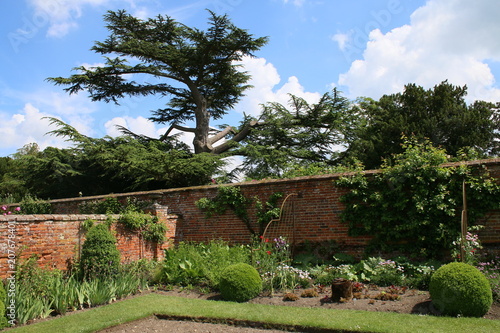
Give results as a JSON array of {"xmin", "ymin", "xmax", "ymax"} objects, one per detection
[{"xmin": 193, "ymin": 102, "xmax": 212, "ymax": 154}]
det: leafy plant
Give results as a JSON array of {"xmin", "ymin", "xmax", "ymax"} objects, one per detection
[
  {"xmin": 18, "ymin": 194, "xmax": 52, "ymax": 214},
  {"xmin": 336, "ymin": 136, "xmax": 500, "ymax": 259},
  {"xmin": 451, "ymin": 227, "xmax": 484, "ymax": 265},
  {"xmin": 160, "ymin": 241, "xmax": 249, "ymax": 288},
  {"xmin": 79, "ymin": 197, "xmax": 151, "ymax": 214},
  {"xmin": 196, "ymin": 186, "xmax": 285, "ymax": 236},
  {"xmin": 12, "ymin": 284, "xmax": 53, "ymax": 325},
  {"xmin": 254, "ymin": 192, "xmax": 283, "ymax": 234},
  {"xmin": 356, "ymin": 258, "xmax": 404, "ymax": 286},
  {"xmin": 219, "ymin": 263, "xmax": 262, "ymax": 302},
  {"xmin": 119, "ymin": 211, "xmax": 167, "ymax": 243},
  {"xmin": 84, "ymin": 278, "xmax": 117, "ymax": 307},
  {"xmin": 0, "ymin": 281, "xmax": 8, "ymax": 328},
  {"xmin": 430, "ymin": 262, "xmax": 493, "ymax": 317},
  {"xmin": 79, "ymin": 223, "xmax": 121, "ymax": 279},
  {"xmin": 251, "ymin": 236, "xmax": 299, "ymax": 293},
  {"xmin": 476, "ymin": 256, "xmax": 500, "ymax": 303},
  {"xmin": 196, "ymin": 185, "xmax": 252, "ymax": 232}
]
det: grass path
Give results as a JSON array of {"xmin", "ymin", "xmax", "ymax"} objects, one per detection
[{"xmin": 7, "ymin": 293, "xmax": 500, "ymax": 333}]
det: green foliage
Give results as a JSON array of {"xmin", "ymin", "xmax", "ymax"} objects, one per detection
[
  {"xmin": 346, "ymin": 81, "xmax": 500, "ymax": 169},
  {"xmin": 280, "ymin": 161, "xmax": 364, "ymax": 179},
  {"xmin": 9, "ymin": 259, "xmax": 148, "ymax": 325},
  {"xmin": 240, "ymin": 90, "xmax": 361, "ymax": 179},
  {"xmin": 196, "ymin": 186, "xmax": 283, "ymax": 235},
  {"xmin": 255, "ymin": 192, "xmax": 283, "ymax": 229},
  {"xmin": 47, "ymin": 10, "xmax": 268, "ymax": 155},
  {"xmin": 336, "ymin": 136, "xmax": 500, "ymax": 259},
  {"xmin": 2, "ymin": 132, "xmax": 226, "ymax": 200},
  {"xmin": 79, "ymin": 197, "xmax": 150, "ymax": 214},
  {"xmin": 0, "ymin": 281, "xmax": 5, "ymax": 303},
  {"xmin": 308, "ymin": 257, "xmax": 438, "ymax": 289},
  {"xmin": 251, "ymin": 236, "xmax": 305, "ymax": 292},
  {"xmin": 18, "ymin": 195, "xmax": 53, "ymax": 214},
  {"xmin": 79, "ymin": 224, "xmax": 121, "ymax": 279},
  {"xmin": 219, "ymin": 263, "xmax": 262, "ymax": 302},
  {"xmin": 0, "ymin": 281, "xmax": 7, "ymax": 329},
  {"xmin": 430, "ymin": 262, "xmax": 493, "ymax": 317},
  {"xmin": 450, "ymin": 227, "xmax": 484, "ymax": 265},
  {"xmin": 356, "ymin": 258, "xmax": 404, "ymax": 286},
  {"xmin": 477, "ymin": 257, "xmax": 500, "ymax": 302},
  {"xmin": 80, "ymin": 218, "xmax": 95, "ymax": 232},
  {"xmin": 119, "ymin": 211, "xmax": 167, "ymax": 243},
  {"xmin": 160, "ymin": 241, "xmax": 249, "ymax": 288},
  {"xmin": 197, "ymin": 186, "xmax": 250, "ymax": 219}
]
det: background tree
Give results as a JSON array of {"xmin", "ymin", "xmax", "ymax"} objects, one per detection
[
  {"xmin": 0, "ymin": 156, "xmax": 27, "ymax": 202},
  {"xmin": 47, "ymin": 10, "xmax": 268, "ymax": 155},
  {"xmin": 345, "ymin": 81, "xmax": 500, "ymax": 169},
  {"xmin": 0, "ymin": 119, "xmax": 226, "ymax": 199},
  {"xmin": 239, "ymin": 89, "xmax": 360, "ymax": 179}
]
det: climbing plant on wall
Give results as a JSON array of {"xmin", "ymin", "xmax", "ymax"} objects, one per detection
[
  {"xmin": 196, "ymin": 186, "xmax": 283, "ymax": 236},
  {"xmin": 336, "ymin": 136, "xmax": 500, "ymax": 259}
]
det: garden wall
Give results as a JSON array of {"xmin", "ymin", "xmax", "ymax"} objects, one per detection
[
  {"xmin": 1, "ymin": 159, "xmax": 499, "ymax": 277},
  {"xmin": 0, "ymin": 205, "xmax": 177, "ymax": 279}
]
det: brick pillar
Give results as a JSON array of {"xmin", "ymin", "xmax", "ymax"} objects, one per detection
[{"xmin": 144, "ymin": 203, "xmax": 173, "ymax": 260}]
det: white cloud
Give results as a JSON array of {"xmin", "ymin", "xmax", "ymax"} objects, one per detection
[
  {"xmin": 336, "ymin": 0, "xmax": 500, "ymax": 102},
  {"xmin": 235, "ymin": 56, "xmax": 321, "ymax": 116},
  {"xmin": 23, "ymin": 90, "xmax": 96, "ymax": 136},
  {"xmin": 0, "ymin": 104, "xmax": 72, "ymax": 153},
  {"xmin": 27, "ymin": 0, "xmax": 153, "ymax": 37},
  {"xmin": 104, "ymin": 115, "xmax": 197, "ymax": 150},
  {"xmin": 332, "ymin": 32, "xmax": 349, "ymax": 51},
  {"xmin": 104, "ymin": 116, "xmax": 161, "ymax": 138}
]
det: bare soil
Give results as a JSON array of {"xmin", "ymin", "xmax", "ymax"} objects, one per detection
[{"xmin": 99, "ymin": 287, "xmax": 500, "ymax": 332}]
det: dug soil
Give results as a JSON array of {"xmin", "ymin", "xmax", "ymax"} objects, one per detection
[{"xmin": 99, "ymin": 287, "xmax": 500, "ymax": 332}]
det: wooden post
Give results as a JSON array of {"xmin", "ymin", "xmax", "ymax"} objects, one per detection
[{"xmin": 460, "ymin": 181, "xmax": 468, "ymax": 262}]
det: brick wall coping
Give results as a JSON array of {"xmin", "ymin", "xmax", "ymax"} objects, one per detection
[
  {"xmin": 0, "ymin": 213, "xmax": 179, "ymax": 223},
  {"xmin": 0, "ymin": 214, "xmax": 113, "ymax": 222},
  {"xmin": 7, "ymin": 158, "xmax": 498, "ymax": 206}
]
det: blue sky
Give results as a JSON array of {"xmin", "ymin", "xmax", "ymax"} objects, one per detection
[{"xmin": 1, "ymin": 0, "xmax": 500, "ymax": 157}]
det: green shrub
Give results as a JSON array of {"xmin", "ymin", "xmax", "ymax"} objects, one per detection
[
  {"xmin": 160, "ymin": 241, "xmax": 249, "ymax": 288},
  {"xmin": 430, "ymin": 262, "xmax": 492, "ymax": 317},
  {"xmin": 219, "ymin": 263, "xmax": 262, "ymax": 302},
  {"xmin": 119, "ymin": 211, "xmax": 167, "ymax": 243},
  {"xmin": 0, "ymin": 282, "xmax": 8, "ymax": 329},
  {"xmin": 79, "ymin": 223, "xmax": 121, "ymax": 279},
  {"xmin": 0, "ymin": 280, "xmax": 6, "ymax": 302},
  {"xmin": 19, "ymin": 195, "xmax": 53, "ymax": 214}
]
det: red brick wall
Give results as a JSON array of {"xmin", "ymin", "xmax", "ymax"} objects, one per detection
[
  {"xmin": 1, "ymin": 159, "xmax": 499, "ymax": 277},
  {"xmin": 0, "ymin": 207, "xmax": 177, "ymax": 279}
]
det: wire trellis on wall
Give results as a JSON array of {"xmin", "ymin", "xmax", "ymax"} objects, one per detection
[{"xmin": 262, "ymin": 193, "xmax": 298, "ymax": 250}]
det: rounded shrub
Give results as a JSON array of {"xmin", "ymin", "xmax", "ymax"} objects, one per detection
[
  {"xmin": 430, "ymin": 262, "xmax": 492, "ymax": 317},
  {"xmin": 80, "ymin": 223, "xmax": 121, "ymax": 279},
  {"xmin": 219, "ymin": 263, "xmax": 262, "ymax": 302}
]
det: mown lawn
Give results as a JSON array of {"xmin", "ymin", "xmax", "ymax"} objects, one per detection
[{"xmin": 7, "ymin": 293, "xmax": 500, "ymax": 333}]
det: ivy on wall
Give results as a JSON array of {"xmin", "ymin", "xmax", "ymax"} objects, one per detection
[
  {"xmin": 196, "ymin": 186, "xmax": 283, "ymax": 236},
  {"xmin": 118, "ymin": 211, "xmax": 167, "ymax": 243},
  {"xmin": 78, "ymin": 197, "xmax": 167, "ymax": 243},
  {"xmin": 336, "ymin": 137, "xmax": 500, "ymax": 259}
]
